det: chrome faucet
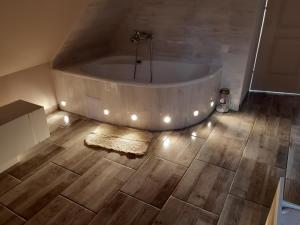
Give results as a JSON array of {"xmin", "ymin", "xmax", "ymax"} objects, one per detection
[{"xmin": 130, "ymin": 30, "xmax": 153, "ymax": 43}]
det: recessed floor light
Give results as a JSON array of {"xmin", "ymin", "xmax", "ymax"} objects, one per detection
[
  {"xmin": 191, "ymin": 132, "xmax": 197, "ymax": 140},
  {"xmin": 207, "ymin": 121, "xmax": 212, "ymax": 128},
  {"xmin": 193, "ymin": 110, "xmax": 199, "ymax": 117},
  {"xmin": 60, "ymin": 101, "xmax": 66, "ymax": 107},
  {"xmin": 163, "ymin": 116, "xmax": 171, "ymax": 124},
  {"xmin": 131, "ymin": 114, "xmax": 138, "ymax": 121},
  {"xmin": 104, "ymin": 109, "xmax": 110, "ymax": 115}
]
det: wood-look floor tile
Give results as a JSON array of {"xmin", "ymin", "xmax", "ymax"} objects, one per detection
[
  {"xmin": 213, "ymin": 112, "xmax": 253, "ymax": 142},
  {"xmin": 197, "ymin": 132, "xmax": 245, "ymax": 171},
  {"xmin": 0, "ymin": 174, "xmax": 20, "ymax": 197},
  {"xmin": 0, "ymin": 163, "xmax": 78, "ymax": 219},
  {"xmin": 292, "ymin": 108, "xmax": 300, "ymax": 126},
  {"xmin": 0, "ymin": 205, "xmax": 25, "ymax": 225},
  {"xmin": 243, "ymin": 132, "xmax": 289, "ymax": 169},
  {"xmin": 291, "ymin": 125, "xmax": 300, "ymax": 144},
  {"xmin": 105, "ymin": 151, "xmax": 148, "ymax": 170},
  {"xmin": 121, "ymin": 157, "xmax": 186, "ymax": 208},
  {"xmin": 89, "ymin": 192, "xmax": 158, "ymax": 225},
  {"xmin": 286, "ymin": 142, "xmax": 300, "ymax": 181},
  {"xmin": 173, "ymin": 160, "xmax": 234, "ymax": 215},
  {"xmin": 253, "ymin": 113, "xmax": 291, "ymax": 143},
  {"xmin": 268, "ymin": 95, "xmax": 294, "ymax": 119},
  {"xmin": 152, "ymin": 197, "xmax": 218, "ymax": 225},
  {"xmin": 7, "ymin": 142, "xmax": 64, "ymax": 180},
  {"xmin": 62, "ymin": 159, "xmax": 134, "ymax": 212},
  {"xmin": 185, "ymin": 115, "xmax": 219, "ymax": 139},
  {"xmin": 49, "ymin": 119, "xmax": 99, "ymax": 148},
  {"xmin": 284, "ymin": 178, "xmax": 300, "ymax": 205},
  {"xmin": 47, "ymin": 111, "xmax": 80, "ymax": 133},
  {"xmin": 24, "ymin": 196, "xmax": 95, "ymax": 225},
  {"xmin": 291, "ymin": 96, "xmax": 300, "ymax": 124},
  {"xmin": 217, "ymin": 195, "xmax": 268, "ymax": 225},
  {"xmin": 243, "ymin": 93, "xmax": 272, "ymax": 110},
  {"xmin": 230, "ymin": 158, "xmax": 285, "ymax": 207},
  {"xmin": 149, "ymin": 132, "xmax": 205, "ymax": 167},
  {"xmin": 238, "ymin": 101, "xmax": 259, "ymax": 125},
  {"xmin": 52, "ymin": 141, "xmax": 106, "ymax": 175},
  {"xmin": 93, "ymin": 123, "xmax": 153, "ymax": 142}
]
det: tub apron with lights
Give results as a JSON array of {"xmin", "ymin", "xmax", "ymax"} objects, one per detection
[{"xmin": 54, "ymin": 56, "xmax": 221, "ymax": 131}]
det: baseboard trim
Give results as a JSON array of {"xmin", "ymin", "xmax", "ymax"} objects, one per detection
[{"xmin": 250, "ymin": 89, "xmax": 300, "ymax": 96}]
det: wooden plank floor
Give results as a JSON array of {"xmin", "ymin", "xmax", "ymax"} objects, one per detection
[{"xmin": 0, "ymin": 93, "xmax": 299, "ymax": 225}]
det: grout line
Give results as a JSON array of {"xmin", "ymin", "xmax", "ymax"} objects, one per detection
[
  {"xmin": 118, "ymin": 190, "xmax": 161, "ymax": 211},
  {"xmin": 4, "ymin": 172, "xmax": 22, "ymax": 183},
  {"xmin": 58, "ymin": 194, "xmax": 97, "ymax": 214},
  {"xmin": 161, "ymin": 116, "xmax": 225, "ymax": 216},
  {"xmin": 146, "ymin": 154, "xmax": 189, "ymax": 169},
  {"xmin": 228, "ymin": 112, "xmax": 257, "ymax": 192},
  {"xmin": 171, "ymin": 196, "xmax": 219, "ymax": 217},
  {"xmin": 168, "ymin": 153, "xmax": 199, "ymax": 206},
  {"xmin": 217, "ymin": 107, "xmax": 257, "ymax": 222},
  {"xmin": 103, "ymin": 158, "xmax": 136, "ymax": 171},
  {"xmin": 118, "ymin": 155, "xmax": 151, "ymax": 191},
  {"xmin": 118, "ymin": 153, "xmax": 189, "ymax": 213},
  {"xmin": 0, "ymin": 202, "xmax": 27, "ymax": 222},
  {"xmin": 166, "ymin": 128, "xmax": 236, "ymax": 219},
  {"xmin": 282, "ymin": 118, "xmax": 294, "ymax": 197},
  {"xmin": 45, "ymin": 139, "xmax": 66, "ymax": 149},
  {"xmin": 196, "ymin": 158, "xmax": 237, "ymax": 173},
  {"xmin": 228, "ymin": 192, "xmax": 270, "ymax": 209},
  {"xmin": 5, "ymin": 161, "xmax": 54, "ymax": 184},
  {"xmin": 50, "ymin": 161, "xmax": 82, "ymax": 176},
  {"xmin": 151, "ymin": 153, "xmax": 190, "ymax": 168},
  {"xmin": 285, "ymin": 124, "xmax": 293, "ymax": 178}
]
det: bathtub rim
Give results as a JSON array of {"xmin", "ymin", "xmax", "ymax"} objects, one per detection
[{"xmin": 53, "ymin": 66, "xmax": 222, "ymax": 88}]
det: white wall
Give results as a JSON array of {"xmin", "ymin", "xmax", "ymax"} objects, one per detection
[
  {"xmin": 0, "ymin": 0, "xmax": 89, "ymax": 77},
  {"xmin": 0, "ymin": 64, "xmax": 57, "ymax": 114}
]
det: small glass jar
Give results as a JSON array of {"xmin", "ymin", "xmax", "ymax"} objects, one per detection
[{"xmin": 216, "ymin": 88, "xmax": 230, "ymax": 113}]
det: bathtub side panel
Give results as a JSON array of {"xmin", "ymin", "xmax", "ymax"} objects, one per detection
[{"xmin": 53, "ymin": 69, "xmax": 221, "ymax": 130}]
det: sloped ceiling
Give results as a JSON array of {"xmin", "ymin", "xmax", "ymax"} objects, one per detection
[{"xmin": 0, "ymin": 0, "xmax": 90, "ymax": 77}]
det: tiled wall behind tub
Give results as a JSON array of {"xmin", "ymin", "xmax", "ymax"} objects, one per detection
[{"xmin": 53, "ymin": 0, "xmax": 135, "ymax": 67}]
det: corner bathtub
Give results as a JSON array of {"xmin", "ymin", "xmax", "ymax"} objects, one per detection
[{"xmin": 54, "ymin": 57, "xmax": 221, "ymax": 131}]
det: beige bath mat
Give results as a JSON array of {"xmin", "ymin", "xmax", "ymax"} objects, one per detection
[{"xmin": 85, "ymin": 133, "xmax": 149, "ymax": 155}]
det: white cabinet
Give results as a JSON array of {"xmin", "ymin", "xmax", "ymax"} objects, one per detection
[
  {"xmin": 0, "ymin": 100, "xmax": 50, "ymax": 172},
  {"xmin": 266, "ymin": 178, "xmax": 300, "ymax": 225}
]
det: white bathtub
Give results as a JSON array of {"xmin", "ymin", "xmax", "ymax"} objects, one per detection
[{"xmin": 54, "ymin": 56, "xmax": 221, "ymax": 130}]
